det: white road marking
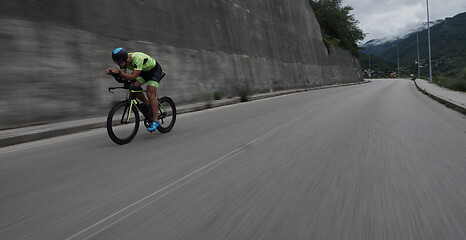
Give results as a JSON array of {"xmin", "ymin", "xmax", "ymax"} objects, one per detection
[{"xmin": 65, "ymin": 105, "xmax": 322, "ymax": 240}]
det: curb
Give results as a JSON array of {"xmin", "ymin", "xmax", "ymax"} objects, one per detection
[
  {"xmin": 414, "ymin": 80, "xmax": 466, "ymax": 115},
  {"xmin": 0, "ymin": 80, "xmax": 369, "ymax": 147},
  {"xmin": 1, "ymin": 122, "xmax": 107, "ymax": 148}
]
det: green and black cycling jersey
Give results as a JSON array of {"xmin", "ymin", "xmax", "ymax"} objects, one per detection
[
  {"xmin": 120, "ymin": 52, "xmax": 163, "ymax": 88},
  {"xmin": 120, "ymin": 52, "xmax": 157, "ymax": 72}
]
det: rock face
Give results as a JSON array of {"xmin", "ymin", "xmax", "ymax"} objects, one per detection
[{"xmin": 0, "ymin": 0, "xmax": 362, "ymax": 128}]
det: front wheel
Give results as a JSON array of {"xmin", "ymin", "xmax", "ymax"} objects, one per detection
[
  {"xmin": 157, "ymin": 96, "xmax": 176, "ymax": 133},
  {"xmin": 107, "ymin": 101, "xmax": 140, "ymax": 144}
]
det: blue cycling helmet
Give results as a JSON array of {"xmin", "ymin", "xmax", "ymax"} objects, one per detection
[{"xmin": 112, "ymin": 47, "xmax": 128, "ymax": 63}]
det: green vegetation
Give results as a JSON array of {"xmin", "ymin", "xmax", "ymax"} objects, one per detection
[
  {"xmin": 359, "ymin": 54, "xmax": 397, "ymax": 78},
  {"xmin": 309, "ymin": 0, "xmax": 365, "ymax": 55},
  {"xmin": 213, "ymin": 91, "xmax": 223, "ymax": 100},
  {"xmin": 385, "ymin": 13, "xmax": 466, "ymax": 78},
  {"xmin": 234, "ymin": 85, "xmax": 250, "ymax": 102},
  {"xmin": 203, "ymin": 92, "xmax": 213, "ymax": 108},
  {"xmin": 433, "ymin": 68, "xmax": 466, "ymax": 92}
]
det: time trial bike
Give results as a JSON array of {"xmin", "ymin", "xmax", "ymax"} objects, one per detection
[{"xmin": 106, "ymin": 73, "xmax": 176, "ymax": 145}]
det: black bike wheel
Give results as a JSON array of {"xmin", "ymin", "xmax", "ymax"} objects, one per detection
[
  {"xmin": 157, "ymin": 96, "xmax": 176, "ymax": 133},
  {"xmin": 107, "ymin": 101, "xmax": 140, "ymax": 144}
]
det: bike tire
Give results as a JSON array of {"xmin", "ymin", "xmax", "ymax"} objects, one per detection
[
  {"xmin": 107, "ymin": 101, "xmax": 140, "ymax": 145},
  {"xmin": 157, "ymin": 96, "xmax": 176, "ymax": 133}
]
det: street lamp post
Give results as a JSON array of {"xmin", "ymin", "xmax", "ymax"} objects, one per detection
[
  {"xmin": 426, "ymin": 0, "xmax": 433, "ymax": 82},
  {"xmin": 369, "ymin": 55, "xmax": 371, "ymax": 79},
  {"xmin": 397, "ymin": 45, "xmax": 400, "ymax": 78},
  {"xmin": 417, "ymin": 34, "xmax": 420, "ymax": 79}
]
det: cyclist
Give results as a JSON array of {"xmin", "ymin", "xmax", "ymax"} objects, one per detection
[{"xmin": 106, "ymin": 47, "xmax": 163, "ymax": 132}]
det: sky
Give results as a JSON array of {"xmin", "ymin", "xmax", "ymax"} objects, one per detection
[{"xmin": 340, "ymin": 0, "xmax": 466, "ymax": 43}]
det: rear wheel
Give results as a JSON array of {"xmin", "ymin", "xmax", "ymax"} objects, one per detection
[
  {"xmin": 157, "ymin": 96, "xmax": 176, "ymax": 133},
  {"xmin": 107, "ymin": 101, "xmax": 140, "ymax": 144}
]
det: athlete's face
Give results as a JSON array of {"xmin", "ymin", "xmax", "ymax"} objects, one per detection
[
  {"xmin": 115, "ymin": 55, "xmax": 130, "ymax": 68},
  {"xmin": 116, "ymin": 60, "xmax": 126, "ymax": 68}
]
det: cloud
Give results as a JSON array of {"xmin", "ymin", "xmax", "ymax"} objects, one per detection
[
  {"xmin": 340, "ymin": 0, "xmax": 466, "ymax": 42},
  {"xmin": 360, "ymin": 3, "xmax": 424, "ymax": 39}
]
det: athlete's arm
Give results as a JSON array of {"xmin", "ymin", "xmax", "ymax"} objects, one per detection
[
  {"xmin": 106, "ymin": 68, "xmax": 127, "ymax": 75},
  {"xmin": 118, "ymin": 69, "xmax": 141, "ymax": 81}
]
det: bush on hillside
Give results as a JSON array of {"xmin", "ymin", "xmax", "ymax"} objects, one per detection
[
  {"xmin": 433, "ymin": 70, "xmax": 466, "ymax": 92},
  {"xmin": 309, "ymin": 0, "xmax": 365, "ymax": 56}
]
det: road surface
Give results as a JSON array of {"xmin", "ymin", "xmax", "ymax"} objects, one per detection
[{"xmin": 1, "ymin": 79, "xmax": 465, "ymax": 239}]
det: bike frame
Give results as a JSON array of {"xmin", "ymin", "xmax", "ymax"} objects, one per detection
[{"xmin": 110, "ymin": 86, "xmax": 171, "ymax": 124}]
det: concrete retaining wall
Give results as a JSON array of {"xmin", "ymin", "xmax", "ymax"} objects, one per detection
[{"xmin": 0, "ymin": 0, "xmax": 362, "ymax": 129}]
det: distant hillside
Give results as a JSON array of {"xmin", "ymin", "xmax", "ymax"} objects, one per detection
[
  {"xmin": 358, "ymin": 54, "xmax": 397, "ymax": 78},
  {"xmin": 361, "ymin": 19, "xmax": 444, "ymax": 56},
  {"xmin": 360, "ymin": 12, "xmax": 466, "ymax": 78},
  {"xmin": 361, "ymin": 38, "xmax": 404, "ymax": 57}
]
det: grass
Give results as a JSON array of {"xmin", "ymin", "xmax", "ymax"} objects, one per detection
[
  {"xmin": 432, "ymin": 68, "xmax": 466, "ymax": 92},
  {"xmin": 213, "ymin": 91, "xmax": 222, "ymax": 100},
  {"xmin": 234, "ymin": 85, "xmax": 250, "ymax": 102},
  {"xmin": 203, "ymin": 93, "xmax": 213, "ymax": 108},
  {"xmin": 433, "ymin": 78, "xmax": 466, "ymax": 92}
]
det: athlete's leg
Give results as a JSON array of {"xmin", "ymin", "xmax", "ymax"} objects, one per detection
[
  {"xmin": 146, "ymin": 85, "xmax": 158, "ymax": 123},
  {"xmin": 136, "ymin": 93, "xmax": 149, "ymax": 105},
  {"xmin": 132, "ymin": 77, "xmax": 149, "ymax": 105}
]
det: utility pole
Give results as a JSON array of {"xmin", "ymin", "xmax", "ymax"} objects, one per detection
[
  {"xmin": 417, "ymin": 34, "xmax": 420, "ymax": 79},
  {"xmin": 426, "ymin": 0, "xmax": 433, "ymax": 82},
  {"xmin": 397, "ymin": 45, "xmax": 400, "ymax": 78},
  {"xmin": 369, "ymin": 55, "xmax": 372, "ymax": 79}
]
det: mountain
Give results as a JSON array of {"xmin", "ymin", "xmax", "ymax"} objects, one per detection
[
  {"xmin": 359, "ymin": 12, "xmax": 466, "ymax": 78},
  {"xmin": 358, "ymin": 54, "xmax": 397, "ymax": 78},
  {"xmin": 360, "ymin": 19, "xmax": 444, "ymax": 57},
  {"xmin": 361, "ymin": 38, "xmax": 404, "ymax": 56}
]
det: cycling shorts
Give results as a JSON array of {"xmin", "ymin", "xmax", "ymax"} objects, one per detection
[{"xmin": 136, "ymin": 63, "xmax": 163, "ymax": 88}]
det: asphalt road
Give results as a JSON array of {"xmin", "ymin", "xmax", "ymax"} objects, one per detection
[{"xmin": 1, "ymin": 79, "xmax": 466, "ymax": 240}]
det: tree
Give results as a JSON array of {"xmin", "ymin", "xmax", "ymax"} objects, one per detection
[{"xmin": 309, "ymin": 0, "xmax": 365, "ymax": 55}]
